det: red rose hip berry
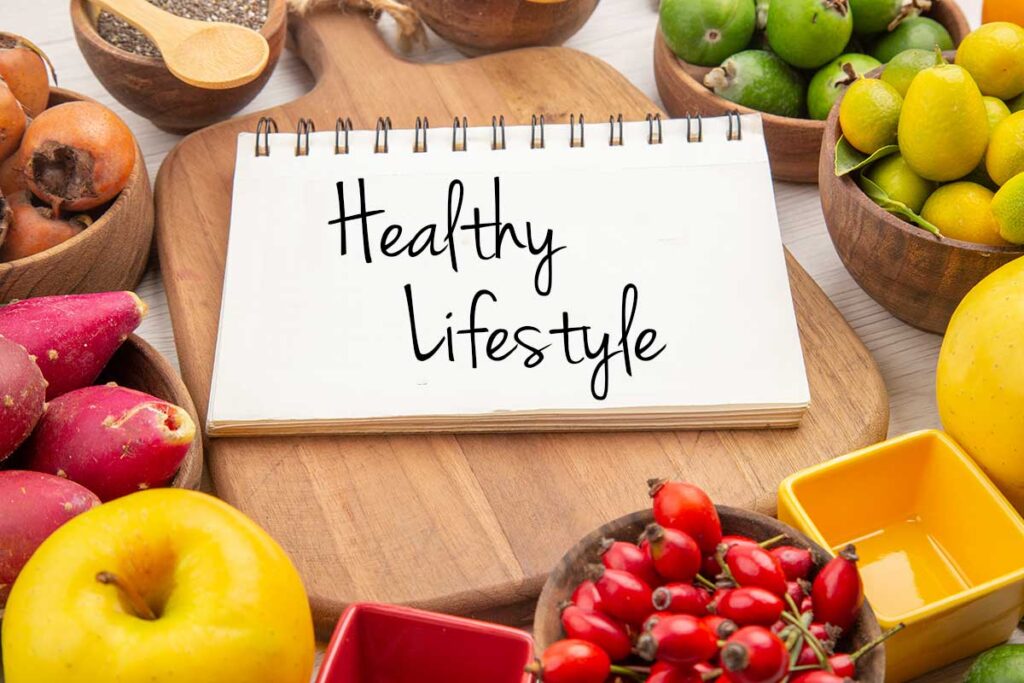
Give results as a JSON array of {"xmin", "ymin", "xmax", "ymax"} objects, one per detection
[
  {"xmin": 600, "ymin": 538, "xmax": 661, "ymax": 588},
  {"xmin": 636, "ymin": 614, "xmax": 718, "ymax": 666},
  {"xmin": 770, "ymin": 545, "xmax": 814, "ymax": 581},
  {"xmin": 644, "ymin": 524, "xmax": 702, "ymax": 582},
  {"xmin": 527, "ymin": 639, "xmax": 610, "ymax": 683},
  {"xmin": 589, "ymin": 565, "xmax": 654, "ymax": 626},
  {"xmin": 811, "ymin": 545, "xmax": 864, "ymax": 632},
  {"xmin": 648, "ymin": 479, "xmax": 722, "ymax": 554},
  {"xmin": 652, "ymin": 583, "xmax": 711, "ymax": 616},
  {"xmin": 722, "ymin": 543, "xmax": 788, "ymax": 596},
  {"xmin": 720, "ymin": 626, "xmax": 790, "ymax": 683},
  {"xmin": 559, "ymin": 603, "xmax": 632, "ymax": 661},
  {"xmin": 714, "ymin": 587, "xmax": 784, "ymax": 626}
]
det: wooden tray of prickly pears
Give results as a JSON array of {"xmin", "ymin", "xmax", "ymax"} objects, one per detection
[{"xmin": 154, "ymin": 9, "xmax": 889, "ymax": 634}]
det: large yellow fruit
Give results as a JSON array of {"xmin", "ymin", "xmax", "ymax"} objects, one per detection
[
  {"xmin": 898, "ymin": 64, "xmax": 990, "ymax": 182},
  {"xmin": 938, "ymin": 257, "xmax": 1024, "ymax": 512},
  {"xmin": 1, "ymin": 489, "xmax": 315, "ymax": 683}
]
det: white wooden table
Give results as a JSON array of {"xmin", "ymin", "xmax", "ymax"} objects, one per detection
[{"xmin": 2, "ymin": 1, "xmax": 1015, "ymax": 680}]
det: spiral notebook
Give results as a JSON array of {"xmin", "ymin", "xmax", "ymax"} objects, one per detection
[{"xmin": 207, "ymin": 113, "xmax": 809, "ymax": 436}]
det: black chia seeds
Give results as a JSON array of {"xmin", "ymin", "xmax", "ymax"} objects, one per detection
[{"xmin": 96, "ymin": 0, "xmax": 270, "ymax": 58}]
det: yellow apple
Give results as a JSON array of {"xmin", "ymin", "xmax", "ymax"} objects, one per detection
[
  {"xmin": 1, "ymin": 488, "xmax": 315, "ymax": 683},
  {"xmin": 938, "ymin": 256, "xmax": 1024, "ymax": 512}
]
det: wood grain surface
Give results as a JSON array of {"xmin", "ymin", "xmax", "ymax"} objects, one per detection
[{"xmin": 154, "ymin": 9, "xmax": 887, "ymax": 635}]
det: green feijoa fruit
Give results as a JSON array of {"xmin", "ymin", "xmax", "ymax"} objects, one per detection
[
  {"xmin": 704, "ymin": 49, "xmax": 808, "ymax": 117},
  {"xmin": 766, "ymin": 0, "xmax": 853, "ymax": 69},
  {"xmin": 807, "ymin": 53, "xmax": 883, "ymax": 120},
  {"xmin": 850, "ymin": 0, "xmax": 929, "ymax": 35},
  {"xmin": 660, "ymin": 0, "xmax": 757, "ymax": 67},
  {"xmin": 965, "ymin": 645, "xmax": 1024, "ymax": 683},
  {"xmin": 871, "ymin": 17, "xmax": 954, "ymax": 63},
  {"xmin": 863, "ymin": 153, "xmax": 936, "ymax": 212},
  {"xmin": 880, "ymin": 47, "xmax": 947, "ymax": 96}
]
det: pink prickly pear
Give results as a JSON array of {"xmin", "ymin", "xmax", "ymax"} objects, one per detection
[
  {"xmin": 21, "ymin": 384, "xmax": 195, "ymax": 501},
  {"xmin": 0, "ymin": 291, "xmax": 146, "ymax": 399}
]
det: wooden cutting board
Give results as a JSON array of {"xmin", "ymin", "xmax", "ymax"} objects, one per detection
[{"xmin": 155, "ymin": 9, "xmax": 889, "ymax": 635}]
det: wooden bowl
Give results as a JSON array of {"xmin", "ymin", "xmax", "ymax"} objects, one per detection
[
  {"xmin": 413, "ymin": 0, "xmax": 599, "ymax": 55},
  {"xmin": 534, "ymin": 507, "xmax": 886, "ymax": 681},
  {"xmin": 819, "ymin": 68, "xmax": 1024, "ymax": 334},
  {"xmin": 70, "ymin": 0, "xmax": 287, "ymax": 134},
  {"xmin": 99, "ymin": 334, "xmax": 203, "ymax": 491},
  {"xmin": 0, "ymin": 88, "xmax": 153, "ymax": 305},
  {"xmin": 654, "ymin": 1, "xmax": 971, "ymax": 183}
]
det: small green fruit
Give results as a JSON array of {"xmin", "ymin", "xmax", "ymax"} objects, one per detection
[
  {"xmin": 862, "ymin": 153, "xmax": 935, "ymax": 212},
  {"xmin": 660, "ymin": 0, "xmax": 757, "ymax": 67},
  {"xmin": 965, "ymin": 644, "xmax": 1024, "ymax": 683},
  {"xmin": 850, "ymin": 0, "xmax": 929, "ymax": 35},
  {"xmin": 704, "ymin": 49, "xmax": 807, "ymax": 117},
  {"xmin": 807, "ymin": 53, "xmax": 882, "ymax": 120},
  {"xmin": 871, "ymin": 16, "xmax": 954, "ymax": 63},
  {"xmin": 1009, "ymin": 93, "xmax": 1024, "ymax": 113},
  {"xmin": 767, "ymin": 0, "xmax": 854, "ymax": 69},
  {"xmin": 880, "ymin": 48, "xmax": 946, "ymax": 97}
]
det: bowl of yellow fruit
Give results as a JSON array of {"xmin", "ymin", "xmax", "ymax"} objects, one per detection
[
  {"xmin": 654, "ymin": 0, "xmax": 970, "ymax": 183},
  {"xmin": 820, "ymin": 23, "xmax": 1024, "ymax": 334}
]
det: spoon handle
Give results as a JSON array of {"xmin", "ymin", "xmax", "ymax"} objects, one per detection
[{"xmin": 87, "ymin": 0, "xmax": 184, "ymax": 48}]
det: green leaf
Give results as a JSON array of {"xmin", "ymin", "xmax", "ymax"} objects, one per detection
[
  {"xmin": 835, "ymin": 136, "xmax": 900, "ymax": 177},
  {"xmin": 858, "ymin": 175, "xmax": 943, "ymax": 237}
]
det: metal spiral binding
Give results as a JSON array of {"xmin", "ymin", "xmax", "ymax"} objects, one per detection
[
  {"xmin": 335, "ymin": 118, "xmax": 352, "ymax": 154},
  {"xmin": 492, "ymin": 115, "xmax": 506, "ymax": 150},
  {"xmin": 646, "ymin": 113, "xmax": 662, "ymax": 145},
  {"xmin": 531, "ymin": 115, "xmax": 545, "ymax": 149},
  {"xmin": 414, "ymin": 116, "xmax": 429, "ymax": 153},
  {"xmin": 255, "ymin": 111, "xmax": 744, "ymax": 156},
  {"xmin": 569, "ymin": 113, "xmax": 585, "ymax": 148},
  {"xmin": 686, "ymin": 114, "xmax": 702, "ymax": 143},
  {"xmin": 609, "ymin": 114, "xmax": 623, "ymax": 147},
  {"xmin": 727, "ymin": 110, "xmax": 742, "ymax": 141},
  {"xmin": 375, "ymin": 117, "xmax": 392, "ymax": 153},
  {"xmin": 295, "ymin": 119, "xmax": 315, "ymax": 156},
  {"xmin": 255, "ymin": 117, "xmax": 278, "ymax": 157},
  {"xmin": 452, "ymin": 116, "xmax": 467, "ymax": 152}
]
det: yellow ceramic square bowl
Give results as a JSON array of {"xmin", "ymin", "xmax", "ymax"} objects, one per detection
[{"xmin": 778, "ymin": 430, "xmax": 1024, "ymax": 682}]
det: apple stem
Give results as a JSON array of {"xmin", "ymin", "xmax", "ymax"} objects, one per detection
[{"xmin": 96, "ymin": 571, "xmax": 157, "ymax": 621}]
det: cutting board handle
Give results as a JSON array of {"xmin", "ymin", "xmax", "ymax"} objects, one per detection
[{"xmin": 289, "ymin": 8, "xmax": 417, "ymax": 94}]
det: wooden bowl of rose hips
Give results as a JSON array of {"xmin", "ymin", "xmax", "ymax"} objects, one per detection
[
  {"xmin": 0, "ymin": 86, "xmax": 153, "ymax": 305},
  {"xmin": 533, "ymin": 481, "xmax": 887, "ymax": 682},
  {"xmin": 70, "ymin": 0, "xmax": 287, "ymax": 134}
]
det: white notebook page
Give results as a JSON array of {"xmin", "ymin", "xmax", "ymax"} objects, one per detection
[{"xmin": 208, "ymin": 115, "xmax": 809, "ymax": 434}]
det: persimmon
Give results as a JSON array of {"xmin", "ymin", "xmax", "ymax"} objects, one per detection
[
  {"xmin": 0, "ymin": 190, "xmax": 89, "ymax": 262},
  {"xmin": 19, "ymin": 102, "xmax": 134, "ymax": 215},
  {"xmin": 0, "ymin": 153, "xmax": 25, "ymax": 195},
  {"xmin": 0, "ymin": 33, "xmax": 54, "ymax": 118},
  {"xmin": 0, "ymin": 81, "xmax": 26, "ymax": 163}
]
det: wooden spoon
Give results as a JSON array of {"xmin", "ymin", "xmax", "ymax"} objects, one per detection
[{"xmin": 87, "ymin": 0, "xmax": 269, "ymax": 90}]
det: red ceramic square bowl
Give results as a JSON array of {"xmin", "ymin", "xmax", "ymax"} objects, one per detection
[{"xmin": 316, "ymin": 603, "xmax": 536, "ymax": 683}]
